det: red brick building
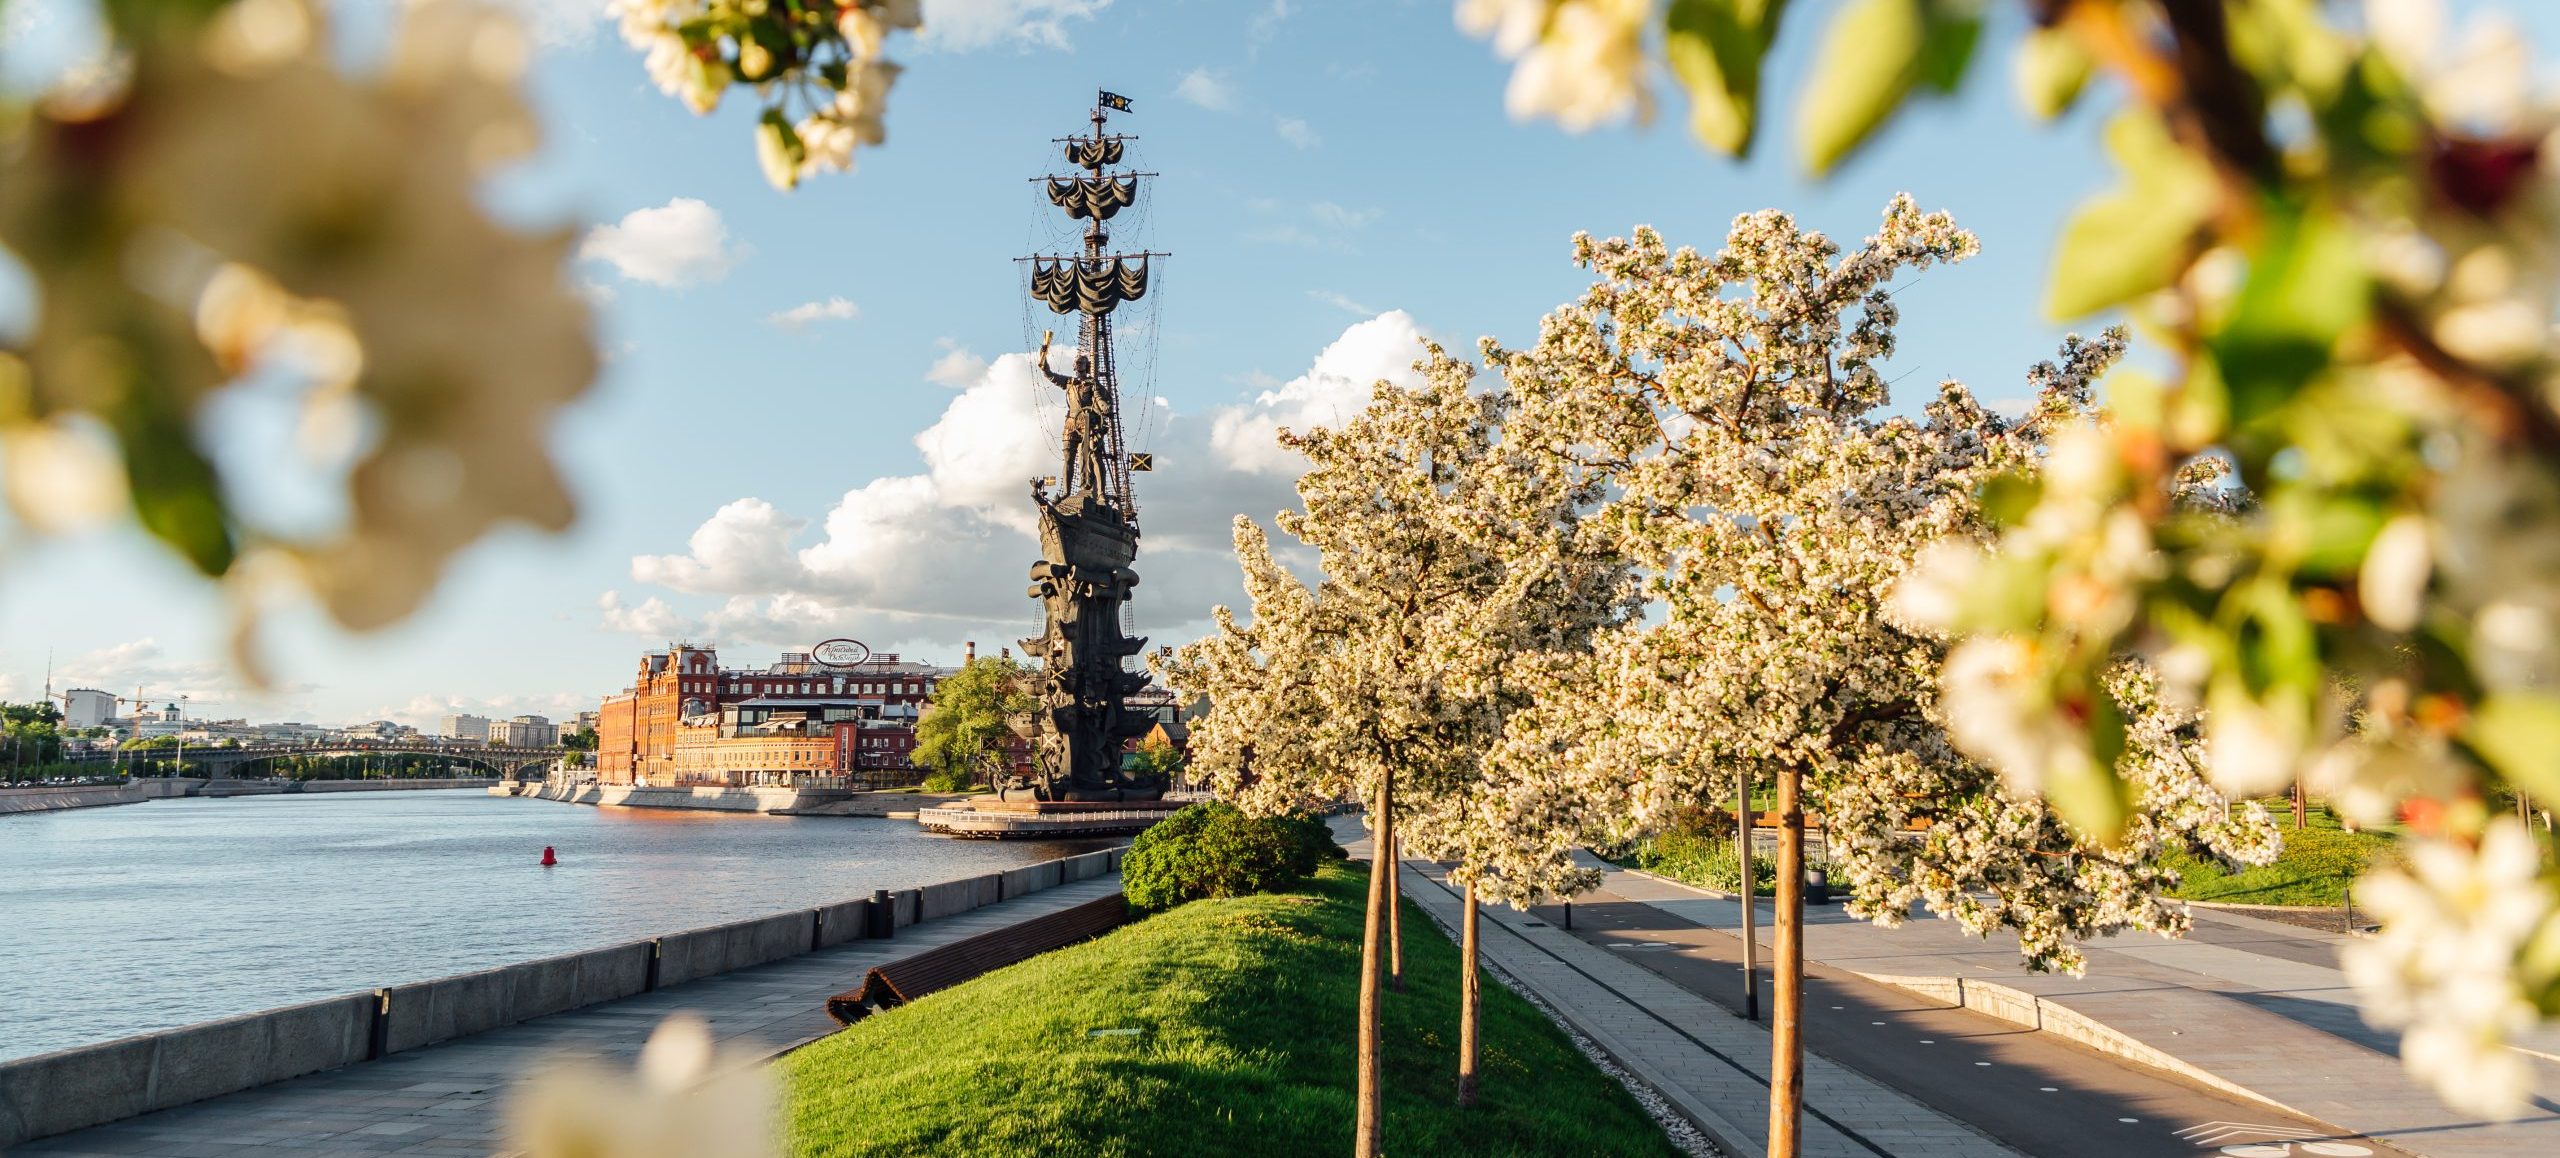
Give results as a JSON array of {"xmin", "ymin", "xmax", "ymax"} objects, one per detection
[{"xmin": 597, "ymin": 645, "xmax": 955, "ymax": 787}]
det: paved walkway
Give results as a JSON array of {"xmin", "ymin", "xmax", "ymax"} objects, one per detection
[
  {"xmin": 14, "ymin": 876, "xmax": 1123, "ymax": 1157},
  {"xmin": 1593, "ymin": 856, "xmax": 2560, "ymax": 1158},
  {"xmin": 1337, "ymin": 824, "xmax": 2018, "ymax": 1157}
]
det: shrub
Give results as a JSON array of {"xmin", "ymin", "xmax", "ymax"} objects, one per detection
[
  {"xmin": 1122, "ymin": 802, "xmax": 1341, "ymax": 913},
  {"xmin": 1626, "ymin": 827, "xmax": 1777, "ymax": 895}
]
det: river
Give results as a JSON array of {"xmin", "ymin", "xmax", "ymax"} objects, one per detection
[{"xmin": 0, "ymin": 790, "xmax": 1109, "ymax": 1062}]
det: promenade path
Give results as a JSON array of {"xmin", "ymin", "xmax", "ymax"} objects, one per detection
[
  {"xmin": 15, "ymin": 875, "xmax": 1122, "ymax": 1157},
  {"xmin": 1584, "ymin": 855, "xmax": 2560, "ymax": 1158},
  {"xmin": 1336, "ymin": 824, "xmax": 2020, "ymax": 1157}
]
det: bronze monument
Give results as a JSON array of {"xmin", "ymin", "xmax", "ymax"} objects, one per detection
[{"xmin": 1003, "ymin": 92, "xmax": 1166, "ymax": 804}]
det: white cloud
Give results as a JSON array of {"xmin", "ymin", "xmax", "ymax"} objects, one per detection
[
  {"xmin": 612, "ymin": 312, "xmax": 1434, "ymax": 650},
  {"xmin": 633, "ymin": 498, "xmax": 810, "ymax": 594},
  {"xmin": 1174, "ymin": 67, "xmax": 1237, "ymax": 111},
  {"xmin": 1308, "ymin": 289, "xmax": 1376, "ymax": 316},
  {"xmin": 1248, "ymin": 0, "xmax": 1291, "ymax": 44},
  {"xmin": 768, "ymin": 296, "xmax": 861, "ymax": 329},
  {"xmin": 579, "ymin": 198, "xmax": 741, "ymax": 287},
  {"xmin": 600, "ymin": 591, "xmax": 701, "ymax": 638},
  {"xmin": 370, "ymin": 691, "xmax": 594, "ymax": 731},
  {"xmin": 918, "ymin": 0, "xmax": 1109, "ymax": 51},
  {"xmin": 1310, "ymin": 201, "xmax": 1380, "ymax": 229},
  {"xmin": 926, "ymin": 340, "xmax": 989, "ymax": 388},
  {"xmin": 47, "ymin": 638, "xmax": 318, "ymax": 718},
  {"xmin": 488, "ymin": 0, "xmax": 612, "ymax": 46},
  {"xmin": 1275, "ymin": 116, "xmax": 1319, "ymax": 149},
  {"xmin": 1211, "ymin": 311, "xmax": 1427, "ymax": 476}
]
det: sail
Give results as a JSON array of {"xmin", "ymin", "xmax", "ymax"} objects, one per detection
[
  {"xmin": 1046, "ymin": 175, "xmax": 1140, "ymax": 222},
  {"xmin": 1064, "ymin": 138, "xmax": 1125, "ymax": 168},
  {"xmin": 1029, "ymin": 255, "xmax": 1149, "ymax": 316}
]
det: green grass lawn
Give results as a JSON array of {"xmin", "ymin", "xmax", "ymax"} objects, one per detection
[
  {"xmin": 783, "ymin": 862, "xmax": 1679, "ymax": 1157},
  {"xmin": 2164, "ymin": 822, "xmax": 2396, "ymax": 907}
]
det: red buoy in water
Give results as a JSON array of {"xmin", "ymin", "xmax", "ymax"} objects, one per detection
[{"xmin": 540, "ymin": 845, "xmax": 557, "ymax": 867}]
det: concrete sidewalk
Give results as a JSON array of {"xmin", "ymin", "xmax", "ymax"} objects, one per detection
[
  {"xmin": 1593, "ymin": 857, "xmax": 2560, "ymax": 1158},
  {"xmin": 13, "ymin": 876, "xmax": 1124, "ymax": 1158},
  {"xmin": 1336, "ymin": 824, "xmax": 2018, "ymax": 1157}
]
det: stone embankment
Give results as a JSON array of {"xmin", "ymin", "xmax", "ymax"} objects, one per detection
[
  {"xmin": 522, "ymin": 780, "xmax": 963, "ymax": 816},
  {"xmin": 0, "ymin": 783, "xmax": 150, "ymax": 816},
  {"xmin": 292, "ymin": 777, "xmax": 498, "ymax": 793},
  {"xmin": 0, "ymin": 845, "xmax": 1128, "ymax": 1148}
]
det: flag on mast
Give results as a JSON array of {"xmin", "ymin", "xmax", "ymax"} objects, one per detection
[{"xmin": 1098, "ymin": 90, "xmax": 1131, "ymax": 111}]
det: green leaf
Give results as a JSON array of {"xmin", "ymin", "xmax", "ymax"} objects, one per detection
[
  {"xmin": 2205, "ymin": 204, "xmax": 2368, "ymax": 429},
  {"xmin": 2466, "ymin": 693, "xmax": 2560, "ymax": 801},
  {"xmin": 1796, "ymin": 0, "xmax": 1925, "ymax": 175},
  {"xmin": 1915, "ymin": 6, "xmax": 1980, "ymax": 95},
  {"xmin": 1664, "ymin": 0, "xmax": 1791, "ymax": 156},
  {"xmin": 1977, "ymin": 471, "xmax": 2040, "ymax": 527},
  {"xmin": 2049, "ymin": 684, "xmax": 2132, "ymax": 842},
  {"xmin": 2044, "ymin": 112, "xmax": 2219, "ymax": 319},
  {"xmin": 756, "ymin": 109, "xmax": 806, "ymax": 192},
  {"xmin": 112, "ymin": 382, "xmax": 234, "ymax": 577},
  {"xmin": 2013, "ymin": 25, "xmax": 2091, "ymax": 120}
]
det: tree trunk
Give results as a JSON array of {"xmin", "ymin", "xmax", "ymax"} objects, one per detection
[
  {"xmin": 1387, "ymin": 830, "xmax": 1405, "ymax": 992},
  {"xmin": 1357, "ymin": 777, "xmax": 1392, "ymax": 1158},
  {"xmin": 1458, "ymin": 880, "xmax": 1481, "ymax": 1107},
  {"xmin": 1768, "ymin": 763, "xmax": 1805, "ymax": 1158},
  {"xmin": 1738, "ymin": 767, "xmax": 1759, "ymax": 1021},
  {"xmin": 2292, "ymin": 778, "xmax": 2307, "ymax": 830}
]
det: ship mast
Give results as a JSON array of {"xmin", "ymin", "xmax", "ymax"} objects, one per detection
[{"xmin": 1026, "ymin": 92, "xmax": 1159, "ymax": 524}]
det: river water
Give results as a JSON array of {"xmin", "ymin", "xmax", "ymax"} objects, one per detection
[{"xmin": 0, "ymin": 791, "xmax": 1109, "ymax": 1062}]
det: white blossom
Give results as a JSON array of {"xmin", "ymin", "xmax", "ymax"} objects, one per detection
[
  {"xmin": 1458, "ymin": 0, "xmax": 1652, "ymax": 132},
  {"xmin": 1487, "ymin": 199, "xmax": 2271, "ymax": 972},
  {"xmin": 2342, "ymin": 820, "xmax": 2558, "ymax": 1119}
]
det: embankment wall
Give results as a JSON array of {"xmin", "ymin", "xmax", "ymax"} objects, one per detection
[
  {"xmin": 0, "ymin": 846, "xmax": 1126, "ymax": 1146},
  {"xmin": 0, "ymin": 784, "xmax": 149, "ymax": 816}
]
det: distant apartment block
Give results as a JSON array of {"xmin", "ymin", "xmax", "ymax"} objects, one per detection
[
  {"xmin": 491, "ymin": 715, "xmax": 559, "ymax": 747},
  {"xmin": 439, "ymin": 713, "xmax": 491, "ymax": 743},
  {"xmin": 63, "ymin": 688, "xmax": 117, "ymax": 730}
]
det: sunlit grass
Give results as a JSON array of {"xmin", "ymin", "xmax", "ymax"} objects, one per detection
[{"xmin": 783, "ymin": 862, "xmax": 1678, "ymax": 1157}]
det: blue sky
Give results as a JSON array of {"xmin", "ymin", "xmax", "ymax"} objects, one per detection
[{"xmin": 1, "ymin": 0, "xmax": 2551, "ymax": 728}]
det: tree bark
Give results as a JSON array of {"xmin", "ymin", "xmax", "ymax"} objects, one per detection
[
  {"xmin": 1357, "ymin": 777, "xmax": 1393, "ymax": 1158},
  {"xmin": 1738, "ymin": 767, "xmax": 1759, "ymax": 1021},
  {"xmin": 1768, "ymin": 763, "xmax": 1805, "ymax": 1158},
  {"xmin": 1458, "ymin": 880, "xmax": 1481, "ymax": 1107},
  {"xmin": 2292, "ymin": 778, "xmax": 2307, "ymax": 830},
  {"xmin": 1387, "ymin": 830, "xmax": 1405, "ymax": 992}
]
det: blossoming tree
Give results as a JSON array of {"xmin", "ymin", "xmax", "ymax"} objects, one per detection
[
  {"xmin": 1460, "ymin": 0, "xmax": 2560, "ymax": 1118},
  {"xmin": 1488, "ymin": 198, "xmax": 2277, "ymax": 1154},
  {"xmin": 1165, "ymin": 346, "xmax": 1633, "ymax": 1149}
]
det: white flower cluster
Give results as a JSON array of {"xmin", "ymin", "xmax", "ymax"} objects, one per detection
[
  {"xmin": 1483, "ymin": 198, "xmax": 2274, "ymax": 973},
  {"xmin": 0, "ymin": 0, "xmax": 596, "ymax": 651},
  {"xmin": 1457, "ymin": 0, "xmax": 1652, "ymax": 131},
  {"xmin": 1880, "ymin": 1, "xmax": 2560, "ymax": 1112},
  {"xmin": 1164, "ymin": 343, "xmax": 1638, "ymax": 909},
  {"xmin": 612, "ymin": 0, "xmax": 918, "ymax": 189},
  {"xmin": 2342, "ymin": 820, "xmax": 2558, "ymax": 1117}
]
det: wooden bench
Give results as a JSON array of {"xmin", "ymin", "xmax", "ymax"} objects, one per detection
[{"xmin": 825, "ymin": 893, "xmax": 1129, "ymax": 1024}]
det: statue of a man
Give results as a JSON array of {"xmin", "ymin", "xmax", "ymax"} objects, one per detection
[{"xmin": 1039, "ymin": 330, "xmax": 1112, "ymax": 497}]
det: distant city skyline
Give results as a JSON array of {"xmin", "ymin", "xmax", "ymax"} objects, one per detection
[{"xmin": 4, "ymin": 0, "xmax": 2556, "ymax": 728}]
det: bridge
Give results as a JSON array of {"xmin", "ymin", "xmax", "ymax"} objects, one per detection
[{"xmin": 68, "ymin": 742, "xmax": 567, "ymax": 779}]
